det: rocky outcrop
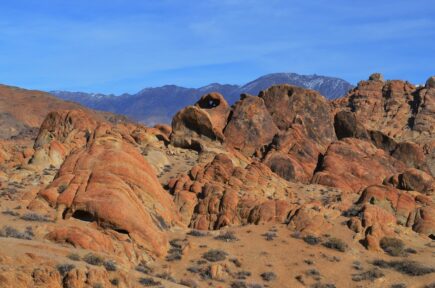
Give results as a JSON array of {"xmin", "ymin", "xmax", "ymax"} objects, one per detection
[
  {"xmin": 171, "ymin": 93, "xmax": 230, "ymax": 151},
  {"xmin": 412, "ymin": 77, "xmax": 435, "ymax": 137},
  {"xmin": 34, "ymin": 124, "xmax": 180, "ymax": 257},
  {"xmin": 224, "ymin": 94, "xmax": 278, "ymax": 157},
  {"xmin": 263, "ymin": 125, "xmax": 320, "ymax": 183},
  {"xmin": 312, "ymin": 138, "xmax": 406, "ymax": 193},
  {"xmin": 384, "ymin": 168, "xmax": 434, "ymax": 195},
  {"xmin": 351, "ymin": 185, "xmax": 435, "ymax": 249},
  {"xmin": 169, "ymin": 154, "xmax": 296, "ymax": 229},
  {"xmin": 30, "ymin": 110, "xmax": 99, "ymax": 168},
  {"xmin": 259, "ymin": 84, "xmax": 335, "ymax": 151},
  {"xmin": 334, "ymin": 75, "xmax": 415, "ymax": 139},
  {"xmin": 334, "ymin": 111, "xmax": 369, "ymax": 140}
]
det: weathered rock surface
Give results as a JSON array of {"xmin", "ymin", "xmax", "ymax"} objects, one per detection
[
  {"xmin": 352, "ymin": 185, "xmax": 435, "ymax": 248},
  {"xmin": 259, "ymin": 84, "xmax": 335, "ymax": 150},
  {"xmin": 169, "ymin": 154, "xmax": 296, "ymax": 229},
  {"xmin": 224, "ymin": 94, "xmax": 278, "ymax": 157},
  {"xmin": 33, "ymin": 123, "xmax": 180, "ymax": 257},
  {"xmin": 263, "ymin": 124, "xmax": 320, "ymax": 183},
  {"xmin": 171, "ymin": 93, "xmax": 230, "ymax": 151},
  {"xmin": 312, "ymin": 138, "xmax": 406, "ymax": 192}
]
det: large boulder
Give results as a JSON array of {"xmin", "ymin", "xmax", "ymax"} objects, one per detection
[
  {"xmin": 29, "ymin": 110, "xmax": 99, "ymax": 169},
  {"xmin": 224, "ymin": 94, "xmax": 278, "ymax": 157},
  {"xmin": 384, "ymin": 168, "xmax": 434, "ymax": 195},
  {"xmin": 171, "ymin": 93, "xmax": 230, "ymax": 151},
  {"xmin": 259, "ymin": 84, "xmax": 335, "ymax": 151},
  {"xmin": 334, "ymin": 111, "xmax": 369, "ymax": 140},
  {"xmin": 34, "ymin": 124, "xmax": 180, "ymax": 257},
  {"xmin": 263, "ymin": 124, "xmax": 320, "ymax": 183}
]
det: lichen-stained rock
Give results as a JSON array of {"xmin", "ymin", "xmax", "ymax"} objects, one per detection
[
  {"xmin": 34, "ymin": 125, "xmax": 180, "ymax": 257},
  {"xmin": 168, "ymin": 154, "xmax": 296, "ymax": 229},
  {"xmin": 312, "ymin": 138, "xmax": 406, "ymax": 193},
  {"xmin": 224, "ymin": 94, "xmax": 278, "ymax": 157},
  {"xmin": 263, "ymin": 124, "xmax": 320, "ymax": 183},
  {"xmin": 259, "ymin": 84, "xmax": 336, "ymax": 151},
  {"xmin": 171, "ymin": 92, "xmax": 230, "ymax": 151}
]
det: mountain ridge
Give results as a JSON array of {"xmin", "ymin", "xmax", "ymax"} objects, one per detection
[{"xmin": 50, "ymin": 72, "xmax": 354, "ymax": 124}]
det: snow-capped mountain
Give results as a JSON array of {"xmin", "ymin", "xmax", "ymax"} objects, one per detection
[{"xmin": 50, "ymin": 73, "xmax": 353, "ymax": 124}]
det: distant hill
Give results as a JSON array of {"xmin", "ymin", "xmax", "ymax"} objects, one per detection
[
  {"xmin": 50, "ymin": 72, "xmax": 354, "ymax": 125},
  {"xmin": 0, "ymin": 84, "xmax": 127, "ymax": 139}
]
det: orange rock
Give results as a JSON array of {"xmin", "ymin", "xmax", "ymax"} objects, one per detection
[
  {"xmin": 313, "ymin": 138, "xmax": 406, "ymax": 193},
  {"xmin": 35, "ymin": 127, "xmax": 180, "ymax": 257}
]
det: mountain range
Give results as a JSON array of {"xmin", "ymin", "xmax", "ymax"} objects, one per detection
[{"xmin": 50, "ymin": 72, "xmax": 354, "ymax": 124}]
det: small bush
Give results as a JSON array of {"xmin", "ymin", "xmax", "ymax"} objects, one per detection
[
  {"xmin": 306, "ymin": 269, "xmax": 320, "ymax": 276},
  {"xmin": 235, "ymin": 271, "xmax": 251, "ymax": 279},
  {"xmin": 187, "ymin": 230, "xmax": 207, "ymax": 237},
  {"xmin": 136, "ymin": 263, "xmax": 153, "ymax": 274},
  {"xmin": 260, "ymin": 272, "xmax": 277, "ymax": 281},
  {"xmin": 67, "ymin": 253, "xmax": 81, "ymax": 261},
  {"xmin": 391, "ymin": 284, "xmax": 407, "ymax": 288},
  {"xmin": 93, "ymin": 284, "xmax": 103, "ymax": 288},
  {"xmin": 104, "ymin": 260, "xmax": 117, "ymax": 271},
  {"xmin": 179, "ymin": 279, "xmax": 198, "ymax": 288},
  {"xmin": 166, "ymin": 247, "xmax": 182, "ymax": 261},
  {"xmin": 230, "ymin": 258, "xmax": 242, "ymax": 267},
  {"xmin": 57, "ymin": 263, "xmax": 75, "ymax": 276},
  {"xmin": 322, "ymin": 237, "xmax": 347, "ymax": 252},
  {"xmin": 303, "ymin": 235, "xmax": 321, "ymax": 245},
  {"xmin": 2, "ymin": 209, "xmax": 19, "ymax": 216},
  {"xmin": 139, "ymin": 277, "xmax": 161, "ymax": 286},
  {"xmin": 83, "ymin": 253, "xmax": 104, "ymax": 266},
  {"xmin": 215, "ymin": 231, "xmax": 238, "ymax": 242},
  {"xmin": 373, "ymin": 259, "xmax": 435, "ymax": 276},
  {"xmin": 110, "ymin": 278, "xmax": 120, "ymax": 286},
  {"xmin": 21, "ymin": 213, "xmax": 51, "ymax": 222},
  {"xmin": 310, "ymin": 284, "xmax": 336, "ymax": 288},
  {"xmin": 262, "ymin": 232, "xmax": 277, "ymax": 241},
  {"xmin": 352, "ymin": 268, "xmax": 384, "ymax": 282},
  {"xmin": 58, "ymin": 183, "xmax": 68, "ymax": 193},
  {"xmin": 202, "ymin": 249, "xmax": 228, "ymax": 262},
  {"xmin": 0, "ymin": 225, "xmax": 33, "ymax": 240},
  {"xmin": 156, "ymin": 272, "xmax": 176, "ymax": 282},
  {"xmin": 380, "ymin": 237, "xmax": 405, "ymax": 257}
]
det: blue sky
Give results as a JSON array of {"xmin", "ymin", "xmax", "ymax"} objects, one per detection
[{"xmin": 0, "ymin": 0, "xmax": 434, "ymax": 94}]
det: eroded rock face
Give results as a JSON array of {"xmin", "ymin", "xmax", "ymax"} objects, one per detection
[
  {"xmin": 34, "ymin": 125, "xmax": 180, "ymax": 257},
  {"xmin": 333, "ymin": 75, "xmax": 423, "ymax": 140},
  {"xmin": 334, "ymin": 111, "xmax": 369, "ymax": 140},
  {"xmin": 384, "ymin": 168, "xmax": 435, "ymax": 195},
  {"xmin": 30, "ymin": 110, "xmax": 99, "ymax": 169},
  {"xmin": 263, "ymin": 125, "xmax": 320, "ymax": 183},
  {"xmin": 171, "ymin": 93, "xmax": 230, "ymax": 151},
  {"xmin": 259, "ymin": 84, "xmax": 335, "ymax": 150},
  {"xmin": 169, "ymin": 154, "xmax": 296, "ymax": 229},
  {"xmin": 224, "ymin": 94, "xmax": 278, "ymax": 157},
  {"xmin": 354, "ymin": 185, "xmax": 434, "ymax": 243},
  {"xmin": 312, "ymin": 138, "xmax": 406, "ymax": 193},
  {"xmin": 412, "ymin": 79, "xmax": 435, "ymax": 137}
]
